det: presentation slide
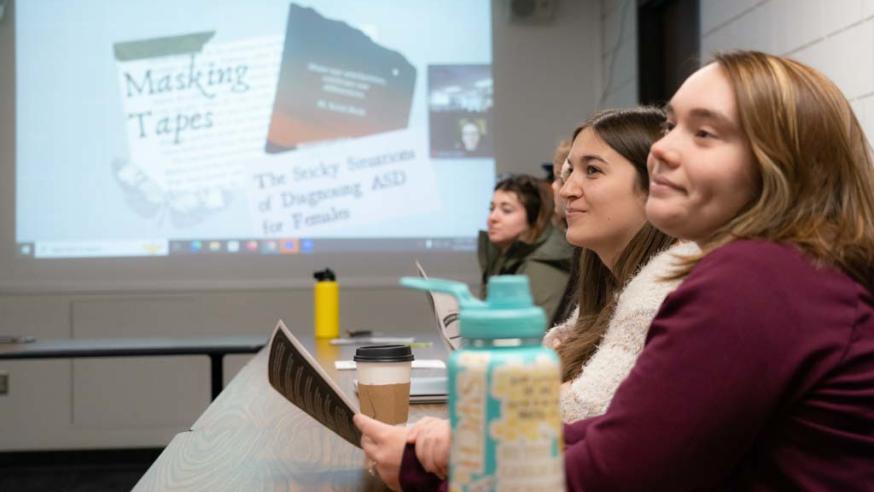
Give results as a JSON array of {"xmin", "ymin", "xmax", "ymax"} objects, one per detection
[{"xmin": 14, "ymin": 1, "xmax": 494, "ymax": 260}]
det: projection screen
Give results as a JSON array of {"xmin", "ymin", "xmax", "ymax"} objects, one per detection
[{"xmin": 0, "ymin": 0, "xmax": 495, "ymax": 291}]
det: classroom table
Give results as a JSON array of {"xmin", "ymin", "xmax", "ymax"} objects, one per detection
[
  {"xmin": 133, "ymin": 328, "xmax": 448, "ymax": 491},
  {"xmin": 0, "ymin": 336, "xmax": 266, "ymax": 400}
]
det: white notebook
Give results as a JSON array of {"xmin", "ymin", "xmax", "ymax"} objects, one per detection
[{"xmin": 415, "ymin": 261, "xmax": 462, "ymax": 352}]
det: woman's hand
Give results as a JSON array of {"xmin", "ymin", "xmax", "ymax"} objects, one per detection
[
  {"xmin": 407, "ymin": 417, "xmax": 451, "ymax": 479},
  {"xmin": 354, "ymin": 414, "xmax": 408, "ymax": 491}
]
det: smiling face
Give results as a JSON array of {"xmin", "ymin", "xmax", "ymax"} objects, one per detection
[
  {"xmin": 487, "ymin": 189, "xmax": 530, "ymax": 248},
  {"xmin": 645, "ymin": 63, "xmax": 758, "ymax": 243},
  {"xmin": 461, "ymin": 122, "xmax": 481, "ymax": 151},
  {"xmin": 559, "ymin": 127, "xmax": 648, "ymax": 269}
]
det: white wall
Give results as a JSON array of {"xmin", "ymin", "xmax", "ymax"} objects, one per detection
[
  {"xmin": 0, "ymin": 0, "xmax": 603, "ymax": 451},
  {"xmin": 598, "ymin": 0, "xmax": 874, "ymax": 140},
  {"xmin": 701, "ymin": 0, "xmax": 874, "ymax": 141},
  {"xmin": 493, "ymin": 0, "xmax": 603, "ymax": 170},
  {"xmin": 600, "ymin": 0, "xmax": 639, "ymax": 109}
]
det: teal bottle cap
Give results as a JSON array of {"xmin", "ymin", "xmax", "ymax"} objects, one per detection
[{"xmin": 400, "ymin": 275, "xmax": 545, "ymax": 340}]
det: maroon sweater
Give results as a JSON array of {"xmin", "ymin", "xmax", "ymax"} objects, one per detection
[{"xmin": 400, "ymin": 240, "xmax": 874, "ymax": 491}]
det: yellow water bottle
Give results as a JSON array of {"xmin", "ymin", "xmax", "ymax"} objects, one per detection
[{"xmin": 313, "ymin": 268, "xmax": 339, "ymax": 339}]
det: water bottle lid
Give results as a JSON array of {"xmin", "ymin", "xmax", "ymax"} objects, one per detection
[
  {"xmin": 464, "ymin": 275, "xmax": 545, "ymax": 339},
  {"xmin": 400, "ymin": 275, "xmax": 545, "ymax": 340},
  {"xmin": 314, "ymin": 268, "xmax": 336, "ymax": 281}
]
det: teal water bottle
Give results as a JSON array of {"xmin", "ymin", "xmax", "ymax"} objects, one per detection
[{"xmin": 401, "ymin": 275, "xmax": 564, "ymax": 491}]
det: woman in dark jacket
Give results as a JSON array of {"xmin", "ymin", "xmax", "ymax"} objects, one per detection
[{"xmin": 478, "ymin": 174, "xmax": 573, "ymax": 321}]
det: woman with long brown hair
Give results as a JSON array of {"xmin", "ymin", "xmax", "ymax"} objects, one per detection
[
  {"xmin": 354, "ymin": 106, "xmax": 697, "ymax": 485},
  {"xmin": 545, "ymin": 108, "xmax": 696, "ymax": 422}
]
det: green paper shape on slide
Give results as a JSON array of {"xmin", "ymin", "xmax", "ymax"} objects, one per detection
[{"xmin": 113, "ymin": 31, "xmax": 215, "ymax": 61}]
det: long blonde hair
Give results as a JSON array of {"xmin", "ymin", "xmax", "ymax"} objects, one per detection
[{"xmin": 675, "ymin": 51, "xmax": 874, "ymax": 293}]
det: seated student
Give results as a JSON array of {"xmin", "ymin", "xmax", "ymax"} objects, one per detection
[
  {"xmin": 355, "ymin": 106, "xmax": 696, "ymax": 480},
  {"xmin": 357, "ymin": 50, "xmax": 874, "ymax": 491},
  {"xmin": 546, "ymin": 137, "xmax": 581, "ymax": 326},
  {"xmin": 478, "ymin": 174, "xmax": 573, "ymax": 321},
  {"xmin": 549, "ymin": 137, "xmax": 573, "ymax": 230},
  {"xmin": 546, "ymin": 108, "xmax": 697, "ymax": 422}
]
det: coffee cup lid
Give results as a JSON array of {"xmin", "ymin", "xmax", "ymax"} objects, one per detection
[{"xmin": 353, "ymin": 344, "xmax": 414, "ymax": 363}]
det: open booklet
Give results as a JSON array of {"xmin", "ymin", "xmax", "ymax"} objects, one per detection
[
  {"xmin": 266, "ymin": 320, "xmax": 361, "ymax": 448},
  {"xmin": 266, "ymin": 264, "xmax": 458, "ymax": 444},
  {"xmin": 415, "ymin": 260, "xmax": 461, "ymax": 352}
]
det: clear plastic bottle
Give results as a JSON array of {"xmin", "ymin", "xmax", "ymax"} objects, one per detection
[{"xmin": 401, "ymin": 275, "xmax": 564, "ymax": 491}]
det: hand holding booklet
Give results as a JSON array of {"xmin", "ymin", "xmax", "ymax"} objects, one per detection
[
  {"xmin": 265, "ymin": 262, "xmax": 457, "ymax": 447},
  {"xmin": 266, "ymin": 320, "xmax": 362, "ymax": 448}
]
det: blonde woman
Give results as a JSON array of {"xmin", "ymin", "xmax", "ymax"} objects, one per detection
[{"xmin": 361, "ymin": 50, "xmax": 874, "ymax": 491}]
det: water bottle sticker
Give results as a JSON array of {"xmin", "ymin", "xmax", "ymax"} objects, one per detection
[
  {"xmin": 452, "ymin": 352, "xmax": 491, "ymax": 486},
  {"xmin": 495, "ymin": 442, "xmax": 564, "ymax": 488},
  {"xmin": 453, "ymin": 476, "xmax": 495, "ymax": 492},
  {"xmin": 489, "ymin": 358, "xmax": 563, "ymax": 486},
  {"xmin": 490, "ymin": 359, "xmax": 562, "ymax": 441}
]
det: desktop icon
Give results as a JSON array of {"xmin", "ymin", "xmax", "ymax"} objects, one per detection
[
  {"xmin": 19, "ymin": 244, "xmax": 32, "ymax": 256},
  {"xmin": 279, "ymin": 238, "xmax": 299, "ymax": 254},
  {"xmin": 245, "ymin": 240, "xmax": 259, "ymax": 252},
  {"xmin": 226, "ymin": 240, "xmax": 240, "ymax": 253},
  {"xmin": 190, "ymin": 240, "xmax": 203, "ymax": 253},
  {"xmin": 261, "ymin": 240, "xmax": 279, "ymax": 254},
  {"xmin": 208, "ymin": 241, "xmax": 222, "ymax": 252},
  {"xmin": 143, "ymin": 243, "xmax": 164, "ymax": 255},
  {"xmin": 300, "ymin": 239, "xmax": 314, "ymax": 253}
]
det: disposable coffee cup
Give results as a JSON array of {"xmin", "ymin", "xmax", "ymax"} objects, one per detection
[{"xmin": 354, "ymin": 345, "xmax": 414, "ymax": 425}]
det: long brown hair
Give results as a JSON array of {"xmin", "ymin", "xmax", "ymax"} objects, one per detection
[
  {"xmin": 556, "ymin": 108, "xmax": 676, "ymax": 381},
  {"xmin": 493, "ymin": 174, "xmax": 554, "ymax": 243},
  {"xmin": 672, "ymin": 51, "xmax": 874, "ymax": 294}
]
